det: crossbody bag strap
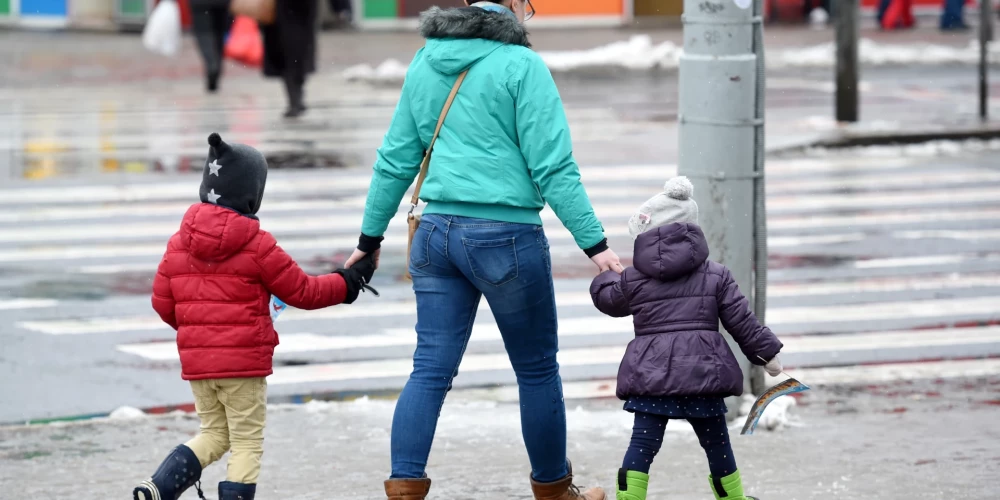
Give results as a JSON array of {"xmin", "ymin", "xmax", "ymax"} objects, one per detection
[{"xmin": 409, "ymin": 70, "xmax": 469, "ymax": 208}]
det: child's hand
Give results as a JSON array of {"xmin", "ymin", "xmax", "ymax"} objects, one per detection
[
  {"xmin": 764, "ymin": 356, "xmax": 783, "ymax": 377},
  {"xmin": 349, "ymin": 253, "xmax": 377, "ymax": 283}
]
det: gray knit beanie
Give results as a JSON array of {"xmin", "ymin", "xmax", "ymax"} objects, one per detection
[{"xmin": 627, "ymin": 176, "xmax": 699, "ymax": 240}]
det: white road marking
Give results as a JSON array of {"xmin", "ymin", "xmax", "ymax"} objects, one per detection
[
  {"xmin": 853, "ymin": 255, "xmax": 972, "ymax": 269},
  {"xmin": 764, "ymin": 358, "xmax": 1000, "ymax": 386},
  {"xmin": 21, "ymin": 283, "xmax": 1000, "ymax": 335},
  {"xmin": 266, "ymin": 328, "xmax": 1000, "ymax": 386},
  {"xmin": 117, "ymin": 320, "xmax": 1000, "ymax": 363},
  {"xmin": 768, "ymin": 187, "xmax": 1000, "ymax": 210},
  {"xmin": 0, "ymin": 299, "xmax": 58, "ymax": 311},
  {"xmin": 9, "ymin": 222, "xmax": 1000, "ymax": 262},
  {"xmin": 461, "ymin": 358, "xmax": 1000, "ymax": 402},
  {"xmin": 766, "ymin": 295, "xmax": 1000, "ymax": 325}
]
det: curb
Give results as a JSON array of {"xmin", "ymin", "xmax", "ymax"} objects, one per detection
[{"xmin": 768, "ymin": 124, "xmax": 1000, "ymax": 155}]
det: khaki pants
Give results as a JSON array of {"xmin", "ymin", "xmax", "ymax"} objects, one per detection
[{"xmin": 185, "ymin": 377, "xmax": 267, "ymax": 484}]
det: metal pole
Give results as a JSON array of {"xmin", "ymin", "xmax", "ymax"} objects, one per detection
[
  {"xmin": 980, "ymin": 0, "xmax": 992, "ymax": 120},
  {"xmin": 749, "ymin": 0, "xmax": 768, "ymax": 396},
  {"xmin": 678, "ymin": 0, "xmax": 760, "ymax": 418},
  {"xmin": 835, "ymin": 0, "xmax": 859, "ymax": 122}
]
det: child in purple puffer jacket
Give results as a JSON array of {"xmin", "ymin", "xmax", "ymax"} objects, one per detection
[{"xmin": 590, "ymin": 176, "xmax": 784, "ymax": 500}]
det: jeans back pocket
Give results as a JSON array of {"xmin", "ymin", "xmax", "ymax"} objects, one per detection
[
  {"xmin": 410, "ymin": 222, "xmax": 435, "ymax": 270},
  {"xmin": 462, "ymin": 237, "xmax": 518, "ymax": 286}
]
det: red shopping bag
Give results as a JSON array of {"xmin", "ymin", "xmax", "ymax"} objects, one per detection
[{"xmin": 224, "ymin": 16, "xmax": 263, "ymax": 67}]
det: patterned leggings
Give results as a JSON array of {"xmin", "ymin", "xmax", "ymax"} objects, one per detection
[{"xmin": 622, "ymin": 411, "xmax": 737, "ymax": 476}]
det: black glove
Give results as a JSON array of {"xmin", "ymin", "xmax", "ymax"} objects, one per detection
[
  {"xmin": 350, "ymin": 253, "xmax": 377, "ymax": 283},
  {"xmin": 333, "ymin": 254, "xmax": 379, "ymax": 304}
]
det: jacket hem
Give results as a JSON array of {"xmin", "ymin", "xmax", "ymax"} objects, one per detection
[
  {"xmin": 423, "ymin": 201, "xmax": 543, "ymax": 226},
  {"xmin": 182, "ymin": 369, "xmax": 273, "ymax": 381}
]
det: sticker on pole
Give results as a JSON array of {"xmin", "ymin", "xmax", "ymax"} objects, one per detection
[{"xmin": 733, "ymin": 0, "xmax": 752, "ymax": 9}]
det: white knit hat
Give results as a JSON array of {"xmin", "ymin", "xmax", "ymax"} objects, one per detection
[{"xmin": 627, "ymin": 176, "xmax": 699, "ymax": 240}]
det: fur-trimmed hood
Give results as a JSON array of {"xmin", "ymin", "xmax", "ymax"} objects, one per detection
[
  {"xmin": 420, "ymin": 6, "xmax": 530, "ymax": 47},
  {"xmin": 417, "ymin": 6, "xmax": 530, "ymax": 75}
]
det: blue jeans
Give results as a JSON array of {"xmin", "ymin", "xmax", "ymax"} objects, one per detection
[
  {"xmin": 390, "ymin": 215, "xmax": 569, "ymax": 483},
  {"xmin": 940, "ymin": 0, "xmax": 965, "ymax": 28}
]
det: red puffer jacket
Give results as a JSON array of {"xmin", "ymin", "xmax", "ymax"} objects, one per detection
[{"xmin": 152, "ymin": 203, "xmax": 348, "ymax": 380}]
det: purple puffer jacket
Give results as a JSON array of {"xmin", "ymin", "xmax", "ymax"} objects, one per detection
[{"xmin": 591, "ymin": 222, "xmax": 782, "ymax": 400}]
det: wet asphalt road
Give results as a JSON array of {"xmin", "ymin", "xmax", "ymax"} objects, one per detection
[
  {"xmin": 3, "ymin": 375, "xmax": 999, "ymax": 499},
  {"xmin": 2, "ymin": 30, "xmax": 1000, "ymax": 423}
]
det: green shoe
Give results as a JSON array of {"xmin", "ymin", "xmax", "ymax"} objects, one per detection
[
  {"xmin": 616, "ymin": 469, "xmax": 649, "ymax": 500},
  {"xmin": 709, "ymin": 470, "xmax": 759, "ymax": 500}
]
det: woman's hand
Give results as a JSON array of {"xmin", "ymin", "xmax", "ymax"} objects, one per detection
[
  {"xmin": 590, "ymin": 248, "xmax": 624, "ymax": 274},
  {"xmin": 345, "ymin": 248, "xmax": 381, "ymax": 270}
]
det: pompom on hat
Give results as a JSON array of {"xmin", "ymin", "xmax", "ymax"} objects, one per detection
[{"xmin": 627, "ymin": 176, "xmax": 700, "ymax": 239}]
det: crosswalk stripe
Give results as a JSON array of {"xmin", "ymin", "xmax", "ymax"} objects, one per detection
[
  {"xmin": 24, "ymin": 290, "xmax": 1000, "ymax": 336},
  {"xmin": 265, "ymin": 326, "xmax": 1000, "ymax": 386},
  {"xmin": 17, "ymin": 202, "xmax": 1000, "ymax": 246},
  {"xmin": 766, "ymin": 295, "xmax": 1000, "ymax": 325},
  {"xmin": 6, "ymin": 223, "xmax": 1000, "ymax": 262},
  {"xmin": 69, "ymin": 247, "xmax": 1000, "ymax": 276},
  {"xmin": 767, "ymin": 187, "xmax": 1000, "ymax": 210},
  {"xmin": 852, "ymin": 254, "xmax": 987, "ymax": 269},
  {"xmin": 5, "ymin": 199, "xmax": 1000, "ymax": 231},
  {"xmin": 768, "ymin": 273, "xmax": 1000, "ymax": 296},
  {"xmin": 0, "ymin": 299, "xmax": 58, "ymax": 311},
  {"xmin": 765, "ymin": 358, "xmax": 1000, "ymax": 386},
  {"xmin": 117, "ymin": 319, "xmax": 1000, "ymax": 363},
  {"xmin": 0, "ymin": 165, "xmax": 1000, "ymax": 208},
  {"xmin": 2, "ymin": 156, "xmax": 982, "ymax": 209},
  {"xmin": 267, "ymin": 345, "xmax": 624, "ymax": 385},
  {"xmin": 454, "ymin": 358, "xmax": 1000, "ymax": 402},
  {"xmin": 9, "ymin": 199, "xmax": 1000, "ymax": 244},
  {"xmin": 768, "ymin": 207, "xmax": 1000, "ymax": 230}
]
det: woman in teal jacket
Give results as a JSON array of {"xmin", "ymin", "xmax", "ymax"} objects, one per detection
[{"xmin": 345, "ymin": 2, "xmax": 619, "ymax": 498}]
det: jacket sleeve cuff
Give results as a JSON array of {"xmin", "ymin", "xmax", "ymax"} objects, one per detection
[
  {"xmin": 357, "ymin": 233, "xmax": 384, "ymax": 253},
  {"xmin": 583, "ymin": 238, "xmax": 609, "ymax": 258}
]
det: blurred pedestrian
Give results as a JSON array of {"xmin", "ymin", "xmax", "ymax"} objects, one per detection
[
  {"xmin": 940, "ymin": 0, "xmax": 969, "ymax": 30},
  {"xmin": 590, "ymin": 177, "xmax": 785, "ymax": 500},
  {"xmin": 879, "ymin": 0, "xmax": 916, "ymax": 30},
  {"xmin": 261, "ymin": 0, "xmax": 318, "ymax": 118},
  {"xmin": 803, "ymin": 0, "xmax": 831, "ymax": 26},
  {"xmin": 131, "ymin": 133, "xmax": 375, "ymax": 500},
  {"xmin": 323, "ymin": 0, "xmax": 354, "ymax": 29},
  {"xmin": 343, "ymin": 1, "xmax": 620, "ymax": 498},
  {"xmin": 189, "ymin": 0, "xmax": 232, "ymax": 92}
]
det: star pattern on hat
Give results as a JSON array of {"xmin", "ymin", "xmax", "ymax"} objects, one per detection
[
  {"xmin": 208, "ymin": 160, "xmax": 222, "ymax": 176},
  {"xmin": 207, "ymin": 189, "xmax": 221, "ymax": 204}
]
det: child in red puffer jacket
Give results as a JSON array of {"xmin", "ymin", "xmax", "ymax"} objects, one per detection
[{"xmin": 133, "ymin": 133, "xmax": 376, "ymax": 500}]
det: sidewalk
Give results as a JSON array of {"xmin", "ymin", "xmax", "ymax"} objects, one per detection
[
  {"xmin": 0, "ymin": 23, "xmax": 990, "ymax": 87},
  {"xmin": 1, "ymin": 375, "xmax": 997, "ymax": 499}
]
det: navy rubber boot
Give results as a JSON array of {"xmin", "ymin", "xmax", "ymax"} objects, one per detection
[
  {"xmin": 133, "ymin": 445, "xmax": 206, "ymax": 500},
  {"xmin": 219, "ymin": 481, "xmax": 257, "ymax": 500}
]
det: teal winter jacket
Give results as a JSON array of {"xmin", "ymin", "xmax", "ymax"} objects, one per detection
[{"xmin": 360, "ymin": 5, "xmax": 607, "ymax": 254}]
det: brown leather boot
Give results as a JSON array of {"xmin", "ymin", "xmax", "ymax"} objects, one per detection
[
  {"xmin": 384, "ymin": 478, "xmax": 432, "ymax": 500},
  {"xmin": 530, "ymin": 462, "xmax": 606, "ymax": 500}
]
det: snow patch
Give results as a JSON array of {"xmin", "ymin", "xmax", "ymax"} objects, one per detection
[
  {"xmin": 539, "ymin": 35, "xmax": 682, "ymax": 72},
  {"xmin": 343, "ymin": 36, "xmax": 1000, "ymax": 83},
  {"xmin": 342, "ymin": 59, "xmax": 410, "ymax": 83},
  {"xmin": 108, "ymin": 406, "xmax": 146, "ymax": 420}
]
